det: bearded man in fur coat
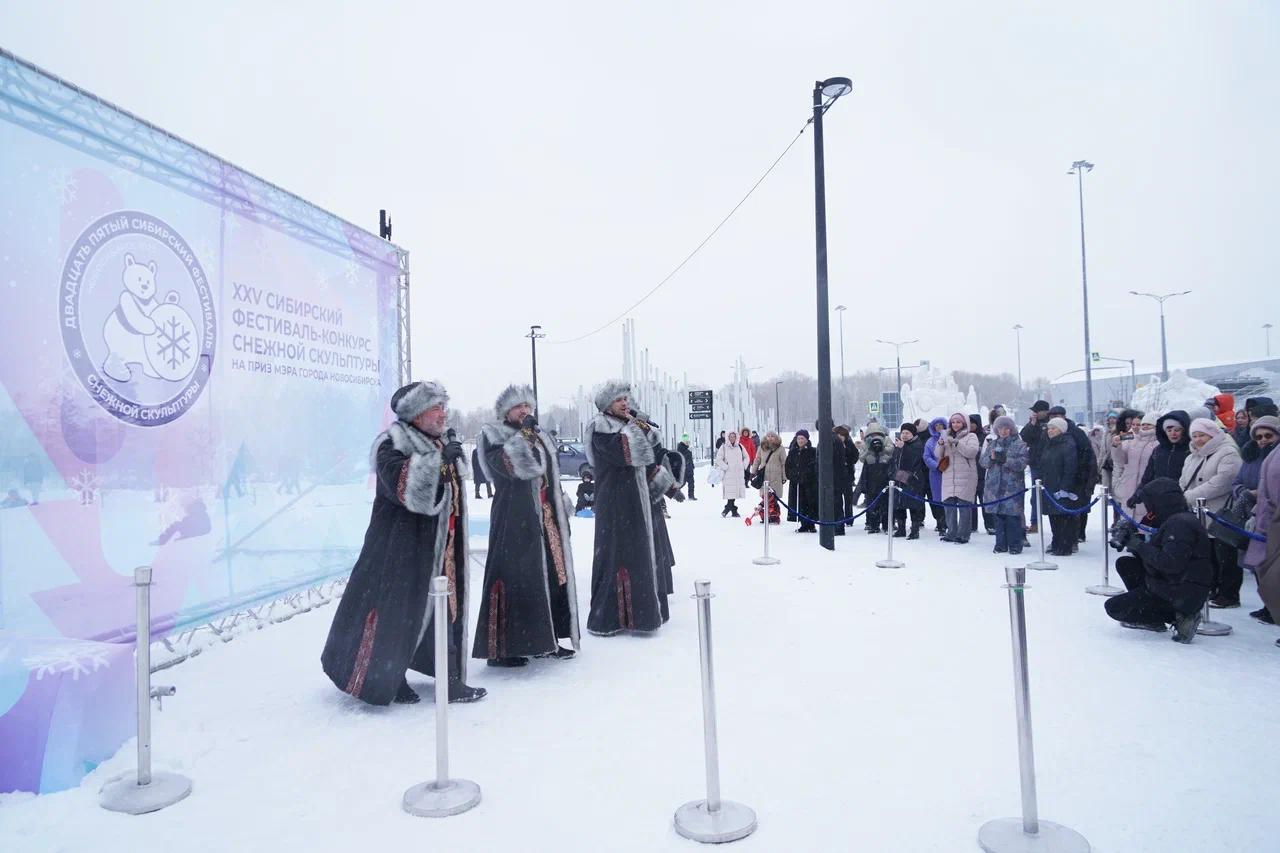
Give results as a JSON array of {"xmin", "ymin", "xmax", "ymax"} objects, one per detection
[
  {"xmin": 586, "ymin": 380, "xmax": 685, "ymax": 636},
  {"xmin": 320, "ymin": 381, "xmax": 487, "ymax": 705},
  {"xmin": 472, "ymin": 385, "xmax": 581, "ymax": 667}
]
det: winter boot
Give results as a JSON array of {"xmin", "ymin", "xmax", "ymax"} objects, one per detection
[
  {"xmin": 1172, "ymin": 611, "xmax": 1202, "ymax": 644},
  {"xmin": 487, "ymin": 656, "xmax": 529, "ymax": 668},
  {"xmin": 535, "ymin": 645, "xmax": 576, "ymax": 660},
  {"xmin": 1250, "ymin": 607, "xmax": 1275, "ymax": 625},
  {"xmin": 448, "ymin": 681, "xmax": 488, "ymax": 703},
  {"xmin": 722, "ymin": 502, "xmax": 732, "ymax": 518},
  {"xmin": 1208, "ymin": 596, "xmax": 1240, "ymax": 609},
  {"xmin": 893, "ymin": 518, "xmax": 907, "ymax": 538},
  {"xmin": 1121, "ymin": 621, "xmax": 1166, "ymax": 633},
  {"xmin": 907, "ymin": 524, "xmax": 921, "ymax": 540},
  {"xmin": 394, "ymin": 679, "xmax": 421, "ymax": 704}
]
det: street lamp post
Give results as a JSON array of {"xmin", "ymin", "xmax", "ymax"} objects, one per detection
[
  {"xmin": 812, "ymin": 75, "xmax": 853, "ymax": 552},
  {"xmin": 1265, "ymin": 323, "xmax": 1273, "ymax": 358},
  {"xmin": 1013, "ymin": 324, "xmax": 1024, "ymax": 392},
  {"xmin": 774, "ymin": 381, "xmax": 783, "ymax": 432},
  {"xmin": 1068, "ymin": 160, "xmax": 1095, "ymax": 424},
  {"xmin": 876, "ymin": 338, "xmax": 917, "ymax": 425},
  {"xmin": 1129, "ymin": 291, "xmax": 1191, "ymax": 381},
  {"xmin": 527, "ymin": 325, "xmax": 546, "ymax": 419},
  {"xmin": 835, "ymin": 305, "xmax": 848, "ymax": 424}
]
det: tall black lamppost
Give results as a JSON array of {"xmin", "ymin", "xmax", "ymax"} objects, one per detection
[
  {"xmin": 834, "ymin": 304, "xmax": 848, "ymax": 424},
  {"xmin": 1128, "ymin": 290, "xmax": 1190, "ymax": 381},
  {"xmin": 527, "ymin": 325, "xmax": 545, "ymax": 419},
  {"xmin": 812, "ymin": 75, "xmax": 853, "ymax": 551},
  {"xmin": 1068, "ymin": 160, "xmax": 1095, "ymax": 423},
  {"xmin": 1266, "ymin": 323, "xmax": 1274, "ymax": 358},
  {"xmin": 774, "ymin": 380, "xmax": 783, "ymax": 432}
]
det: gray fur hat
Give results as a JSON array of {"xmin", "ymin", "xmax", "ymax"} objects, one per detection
[
  {"xmin": 391, "ymin": 380, "xmax": 449, "ymax": 422},
  {"xmin": 593, "ymin": 379, "xmax": 632, "ymax": 413},
  {"xmin": 494, "ymin": 384, "xmax": 537, "ymax": 421}
]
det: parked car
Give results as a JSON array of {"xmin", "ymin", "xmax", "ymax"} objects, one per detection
[{"xmin": 555, "ymin": 440, "xmax": 592, "ymax": 479}]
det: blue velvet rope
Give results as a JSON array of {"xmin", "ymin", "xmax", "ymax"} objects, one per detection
[
  {"xmin": 897, "ymin": 487, "xmax": 1030, "ymax": 511},
  {"xmin": 1206, "ymin": 510, "xmax": 1268, "ymax": 544},
  {"xmin": 1039, "ymin": 489, "xmax": 1100, "ymax": 516},
  {"xmin": 768, "ymin": 485, "xmax": 887, "ymax": 526},
  {"xmin": 1108, "ymin": 498, "xmax": 1157, "ymax": 534}
]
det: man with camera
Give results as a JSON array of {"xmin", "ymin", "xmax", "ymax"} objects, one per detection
[
  {"xmin": 472, "ymin": 385, "xmax": 581, "ymax": 668},
  {"xmin": 1104, "ymin": 477, "xmax": 1214, "ymax": 643}
]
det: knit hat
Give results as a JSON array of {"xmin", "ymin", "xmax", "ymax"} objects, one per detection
[
  {"xmin": 1048, "ymin": 405, "xmax": 1067, "ymax": 417},
  {"xmin": 993, "ymin": 415, "xmax": 1017, "ymax": 433},
  {"xmin": 1189, "ymin": 417, "xmax": 1222, "ymax": 437},
  {"xmin": 795, "ymin": 428, "xmax": 810, "ymax": 440},
  {"xmin": 1047, "ymin": 417, "xmax": 1069, "ymax": 434},
  {"xmin": 1252, "ymin": 415, "xmax": 1280, "ymax": 437},
  {"xmin": 681, "ymin": 433, "xmax": 690, "ymax": 442},
  {"xmin": 864, "ymin": 420, "xmax": 886, "ymax": 438},
  {"xmin": 391, "ymin": 380, "xmax": 448, "ymax": 422},
  {"xmin": 899, "ymin": 422, "xmax": 918, "ymax": 435},
  {"xmin": 1141, "ymin": 412, "xmax": 1160, "ymax": 427},
  {"xmin": 593, "ymin": 380, "xmax": 631, "ymax": 413},
  {"xmin": 493, "ymin": 383, "xmax": 537, "ymax": 421}
]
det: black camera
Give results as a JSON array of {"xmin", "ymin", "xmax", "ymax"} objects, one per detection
[
  {"xmin": 1109, "ymin": 519, "xmax": 1138, "ymax": 551},
  {"xmin": 869, "ymin": 437, "xmax": 884, "ymax": 453}
]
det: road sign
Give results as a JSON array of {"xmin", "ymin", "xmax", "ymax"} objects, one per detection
[
  {"xmin": 690, "ymin": 402, "xmax": 712, "ymax": 413},
  {"xmin": 689, "ymin": 411, "xmax": 712, "ymax": 420},
  {"xmin": 868, "ymin": 401, "xmax": 880, "ymax": 415},
  {"xmin": 688, "ymin": 390, "xmax": 713, "ymax": 403},
  {"xmin": 1091, "ymin": 352, "xmax": 1100, "ymax": 362}
]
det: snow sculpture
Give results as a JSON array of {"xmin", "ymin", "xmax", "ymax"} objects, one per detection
[
  {"xmin": 1130, "ymin": 369, "xmax": 1219, "ymax": 415},
  {"xmin": 899, "ymin": 365, "xmax": 988, "ymax": 425}
]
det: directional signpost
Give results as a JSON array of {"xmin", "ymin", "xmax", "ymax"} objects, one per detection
[{"xmin": 689, "ymin": 390, "xmax": 714, "ymax": 456}]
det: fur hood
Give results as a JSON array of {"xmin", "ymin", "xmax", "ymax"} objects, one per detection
[
  {"xmin": 593, "ymin": 379, "xmax": 631, "ymax": 413},
  {"xmin": 493, "ymin": 384, "xmax": 537, "ymax": 422}
]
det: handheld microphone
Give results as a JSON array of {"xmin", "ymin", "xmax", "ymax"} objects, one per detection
[{"xmin": 629, "ymin": 409, "xmax": 661, "ymax": 429}]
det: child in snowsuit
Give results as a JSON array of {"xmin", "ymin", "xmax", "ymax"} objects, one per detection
[{"xmin": 854, "ymin": 422, "xmax": 895, "ymax": 533}]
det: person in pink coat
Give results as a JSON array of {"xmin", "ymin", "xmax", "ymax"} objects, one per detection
[
  {"xmin": 936, "ymin": 412, "xmax": 981, "ymax": 543},
  {"xmin": 1113, "ymin": 412, "xmax": 1159, "ymax": 522}
]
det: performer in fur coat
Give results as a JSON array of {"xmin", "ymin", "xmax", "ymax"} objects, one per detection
[
  {"xmin": 320, "ymin": 381, "xmax": 486, "ymax": 705},
  {"xmin": 472, "ymin": 385, "xmax": 581, "ymax": 667},
  {"xmin": 586, "ymin": 380, "xmax": 685, "ymax": 636}
]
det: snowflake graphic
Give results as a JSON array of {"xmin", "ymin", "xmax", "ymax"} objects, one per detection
[
  {"xmin": 157, "ymin": 316, "xmax": 192, "ymax": 369},
  {"xmin": 48, "ymin": 168, "xmax": 78, "ymax": 204},
  {"xmin": 70, "ymin": 469, "xmax": 99, "ymax": 500},
  {"xmin": 23, "ymin": 642, "xmax": 113, "ymax": 680},
  {"xmin": 343, "ymin": 259, "xmax": 363, "ymax": 286}
]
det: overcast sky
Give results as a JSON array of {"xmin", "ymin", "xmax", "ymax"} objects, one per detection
[{"xmin": 4, "ymin": 2, "xmax": 1277, "ymax": 411}]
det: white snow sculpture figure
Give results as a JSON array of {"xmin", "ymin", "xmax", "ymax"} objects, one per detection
[
  {"xmin": 101, "ymin": 253, "xmax": 160, "ymax": 381},
  {"xmin": 1130, "ymin": 370, "xmax": 1219, "ymax": 415},
  {"xmin": 101, "ymin": 254, "xmax": 200, "ymax": 384},
  {"xmin": 900, "ymin": 366, "xmax": 988, "ymax": 424}
]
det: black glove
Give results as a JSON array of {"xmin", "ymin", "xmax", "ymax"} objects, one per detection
[
  {"xmin": 521, "ymin": 414, "xmax": 537, "ymax": 431},
  {"xmin": 1122, "ymin": 530, "xmax": 1146, "ymax": 553},
  {"xmin": 441, "ymin": 440, "xmax": 464, "ymax": 464},
  {"xmin": 992, "ymin": 449, "xmax": 1007, "ymax": 465},
  {"xmin": 669, "ymin": 489, "xmax": 686, "ymax": 503}
]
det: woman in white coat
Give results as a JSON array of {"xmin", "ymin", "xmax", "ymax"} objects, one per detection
[{"xmin": 715, "ymin": 430, "xmax": 749, "ymax": 517}]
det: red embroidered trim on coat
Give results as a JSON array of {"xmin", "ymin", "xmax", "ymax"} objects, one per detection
[
  {"xmin": 620, "ymin": 433, "xmax": 632, "ymax": 466},
  {"xmin": 615, "ymin": 567, "xmax": 633, "ymax": 629},
  {"xmin": 487, "ymin": 581, "xmax": 504, "ymax": 659},
  {"xmin": 542, "ymin": 492, "xmax": 568, "ymax": 585},
  {"xmin": 344, "ymin": 608, "xmax": 378, "ymax": 698},
  {"xmin": 396, "ymin": 460, "xmax": 410, "ymax": 504}
]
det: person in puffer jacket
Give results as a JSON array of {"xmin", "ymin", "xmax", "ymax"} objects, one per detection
[
  {"xmin": 1141, "ymin": 410, "xmax": 1192, "ymax": 487},
  {"xmin": 1104, "ymin": 477, "xmax": 1213, "ymax": 642},
  {"xmin": 853, "ymin": 421, "xmax": 894, "ymax": 534},
  {"xmin": 979, "ymin": 415, "xmax": 1030, "ymax": 554},
  {"xmin": 1181, "ymin": 418, "xmax": 1243, "ymax": 609}
]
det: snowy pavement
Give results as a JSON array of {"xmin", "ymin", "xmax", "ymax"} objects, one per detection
[{"xmin": 3, "ymin": 495, "xmax": 1278, "ymax": 852}]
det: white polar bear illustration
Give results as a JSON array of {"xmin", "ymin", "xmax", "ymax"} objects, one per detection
[{"xmin": 102, "ymin": 253, "xmax": 161, "ymax": 382}]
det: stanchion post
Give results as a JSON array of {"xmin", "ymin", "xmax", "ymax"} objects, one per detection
[
  {"xmin": 403, "ymin": 576, "xmax": 482, "ymax": 817},
  {"xmin": 674, "ymin": 580, "xmax": 757, "ymax": 844},
  {"xmin": 876, "ymin": 484, "xmax": 904, "ymax": 569},
  {"xmin": 100, "ymin": 567, "xmax": 192, "ymax": 814},
  {"xmin": 1025, "ymin": 480, "xmax": 1058, "ymax": 571},
  {"xmin": 1194, "ymin": 497, "xmax": 1232, "ymax": 637},
  {"xmin": 977, "ymin": 567, "xmax": 1090, "ymax": 853},
  {"xmin": 752, "ymin": 482, "xmax": 780, "ymax": 566},
  {"xmin": 1087, "ymin": 486, "xmax": 1122, "ymax": 596}
]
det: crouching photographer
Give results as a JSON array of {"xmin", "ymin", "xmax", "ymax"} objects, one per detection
[{"xmin": 1104, "ymin": 477, "xmax": 1213, "ymax": 643}]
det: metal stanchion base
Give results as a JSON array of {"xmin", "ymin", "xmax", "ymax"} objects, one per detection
[
  {"xmin": 978, "ymin": 818, "xmax": 1091, "ymax": 852},
  {"xmin": 99, "ymin": 770, "xmax": 192, "ymax": 814},
  {"xmin": 875, "ymin": 559, "xmax": 904, "ymax": 569},
  {"xmin": 403, "ymin": 778, "xmax": 482, "ymax": 817},
  {"xmin": 1024, "ymin": 560, "xmax": 1058, "ymax": 571},
  {"xmin": 1085, "ymin": 584, "xmax": 1123, "ymax": 597},
  {"xmin": 751, "ymin": 556, "xmax": 781, "ymax": 566},
  {"xmin": 674, "ymin": 799, "xmax": 757, "ymax": 844},
  {"xmin": 1197, "ymin": 620, "xmax": 1232, "ymax": 637}
]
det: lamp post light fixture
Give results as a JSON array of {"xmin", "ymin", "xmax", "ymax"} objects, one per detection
[
  {"xmin": 1067, "ymin": 159, "xmax": 1096, "ymax": 424},
  {"xmin": 1013, "ymin": 324, "xmax": 1024, "ymax": 392},
  {"xmin": 526, "ymin": 325, "xmax": 546, "ymax": 419},
  {"xmin": 1129, "ymin": 290, "xmax": 1191, "ymax": 381},
  {"xmin": 812, "ymin": 75, "xmax": 853, "ymax": 551}
]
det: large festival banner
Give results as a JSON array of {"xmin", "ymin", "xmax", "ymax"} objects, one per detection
[{"xmin": 0, "ymin": 50, "xmax": 402, "ymax": 792}]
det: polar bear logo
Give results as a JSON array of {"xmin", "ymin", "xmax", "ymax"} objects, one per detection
[{"xmin": 101, "ymin": 253, "xmax": 162, "ymax": 381}]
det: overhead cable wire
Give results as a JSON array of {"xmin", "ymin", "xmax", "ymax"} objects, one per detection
[{"xmin": 548, "ymin": 98, "xmax": 838, "ymax": 345}]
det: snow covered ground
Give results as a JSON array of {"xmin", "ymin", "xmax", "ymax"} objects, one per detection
[{"xmin": 3, "ymin": 492, "xmax": 1278, "ymax": 852}]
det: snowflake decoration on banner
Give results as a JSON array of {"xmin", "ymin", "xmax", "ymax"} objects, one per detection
[
  {"xmin": 157, "ymin": 316, "xmax": 193, "ymax": 370},
  {"xmin": 23, "ymin": 642, "xmax": 113, "ymax": 680},
  {"xmin": 70, "ymin": 469, "xmax": 99, "ymax": 500},
  {"xmin": 49, "ymin": 168, "xmax": 78, "ymax": 204},
  {"xmin": 343, "ymin": 259, "xmax": 362, "ymax": 286}
]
